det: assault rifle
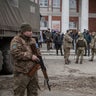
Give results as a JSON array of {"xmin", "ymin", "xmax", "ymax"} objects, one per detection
[{"xmin": 27, "ymin": 56, "xmax": 51, "ymax": 91}]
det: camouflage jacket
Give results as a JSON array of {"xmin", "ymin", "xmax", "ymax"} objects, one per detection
[
  {"xmin": 45, "ymin": 31, "xmax": 52, "ymax": 42},
  {"xmin": 10, "ymin": 34, "xmax": 41, "ymax": 73},
  {"xmin": 63, "ymin": 33, "xmax": 73, "ymax": 49},
  {"xmin": 90, "ymin": 35, "xmax": 96, "ymax": 49}
]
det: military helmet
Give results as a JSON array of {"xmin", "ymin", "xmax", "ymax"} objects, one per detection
[
  {"xmin": 20, "ymin": 23, "xmax": 32, "ymax": 33},
  {"xmin": 78, "ymin": 33, "xmax": 83, "ymax": 37}
]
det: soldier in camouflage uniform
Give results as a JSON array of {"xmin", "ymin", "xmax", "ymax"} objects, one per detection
[
  {"xmin": 45, "ymin": 28, "xmax": 52, "ymax": 50},
  {"xmin": 63, "ymin": 30, "xmax": 73, "ymax": 64},
  {"xmin": 75, "ymin": 33, "xmax": 87, "ymax": 64},
  {"xmin": 10, "ymin": 23, "xmax": 40, "ymax": 96},
  {"xmin": 89, "ymin": 32, "xmax": 96, "ymax": 61}
]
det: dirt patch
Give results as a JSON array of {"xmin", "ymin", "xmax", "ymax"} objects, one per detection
[
  {"xmin": 0, "ymin": 74, "xmax": 96, "ymax": 96},
  {"xmin": 39, "ymin": 75, "xmax": 96, "ymax": 95}
]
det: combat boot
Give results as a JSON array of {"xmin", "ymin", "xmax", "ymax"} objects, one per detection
[
  {"xmin": 80, "ymin": 61, "xmax": 82, "ymax": 64},
  {"xmin": 67, "ymin": 59, "xmax": 71, "ymax": 64},
  {"xmin": 56, "ymin": 50, "xmax": 58, "ymax": 56},
  {"xmin": 89, "ymin": 59, "xmax": 93, "ymax": 61},
  {"xmin": 65, "ymin": 59, "xmax": 69, "ymax": 65},
  {"xmin": 75, "ymin": 60, "xmax": 78, "ymax": 64}
]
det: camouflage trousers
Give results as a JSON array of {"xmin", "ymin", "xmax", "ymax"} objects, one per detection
[
  {"xmin": 90, "ymin": 49, "xmax": 96, "ymax": 60},
  {"xmin": 14, "ymin": 72, "xmax": 38, "ymax": 96},
  {"xmin": 46, "ymin": 42, "xmax": 52, "ymax": 50},
  {"xmin": 64, "ymin": 48, "xmax": 70, "ymax": 62},
  {"xmin": 76, "ymin": 49, "xmax": 84, "ymax": 63}
]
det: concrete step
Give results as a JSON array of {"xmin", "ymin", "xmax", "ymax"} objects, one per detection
[
  {"xmin": 40, "ymin": 49, "xmax": 75, "ymax": 56},
  {"xmin": 40, "ymin": 43, "xmax": 75, "ymax": 56}
]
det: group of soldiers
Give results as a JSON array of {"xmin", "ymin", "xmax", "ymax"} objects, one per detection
[
  {"xmin": 63, "ymin": 30, "xmax": 96, "ymax": 64},
  {"xmin": 41, "ymin": 28, "xmax": 96, "ymax": 64}
]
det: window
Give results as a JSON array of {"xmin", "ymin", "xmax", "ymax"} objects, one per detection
[
  {"xmin": 53, "ymin": 0, "xmax": 60, "ymax": 8},
  {"xmin": 30, "ymin": 6, "xmax": 35, "ymax": 13},
  {"xmin": 69, "ymin": 0, "xmax": 76, "ymax": 9},
  {"xmin": 52, "ymin": 21, "xmax": 60, "ymax": 31},
  {"xmin": 40, "ymin": 17, "xmax": 48, "ymax": 27},
  {"xmin": 69, "ymin": 22, "xmax": 77, "ymax": 29},
  {"xmin": 39, "ymin": 0, "xmax": 48, "ymax": 7},
  {"xmin": 9, "ymin": 0, "xmax": 19, "ymax": 7}
]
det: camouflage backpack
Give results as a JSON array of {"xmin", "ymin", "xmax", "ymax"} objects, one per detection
[{"xmin": 77, "ymin": 39, "xmax": 86, "ymax": 47}]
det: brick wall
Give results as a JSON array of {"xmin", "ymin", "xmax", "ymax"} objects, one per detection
[
  {"xmin": 44, "ymin": 16, "xmax": 48, "ymax": 21},
  {"xmin": 52, "ymin": 16, "xmax": 61, "ymax": 21},
  {"xmin": 89, "ymin": 0, "xmax": 96, "ymax": 13},
  {"xmin": 70, "ymin": 17, "xmax": 78, "ymax": 22},
  {"xmin": 89, "ymin": 18, "xmax": 96, "ymax": 32}
]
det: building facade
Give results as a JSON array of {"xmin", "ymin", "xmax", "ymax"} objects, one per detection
[{"xmin": 34, "ymin": 0, "xmax": 96, "ymax": 33}]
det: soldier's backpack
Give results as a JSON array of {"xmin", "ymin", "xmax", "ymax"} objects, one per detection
[{"xmin": 77, "ymin": 39, "xmax": 86, "ymax": 47}]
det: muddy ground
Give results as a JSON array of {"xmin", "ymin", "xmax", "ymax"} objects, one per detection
[
  {"xmin": 0, "ymin": 58, "xmax": 96, "ymax": 96},
  {"xmin": 0, "ymin": 75, "xmax": 96, "ymax": 96}
]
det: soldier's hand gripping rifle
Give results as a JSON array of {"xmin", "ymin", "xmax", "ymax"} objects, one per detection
[
  {"xmin": 28, "ymin": 43, "xmax": 51, "ymax": 91},
  {"xmin": 27, "ymin": 56, "xmax": 51, "ymax": 91}
]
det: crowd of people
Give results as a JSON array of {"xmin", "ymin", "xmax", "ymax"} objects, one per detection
[
  {"xmin": 39, "ymin": 28, "xmax": 96, "ymax": 64},
  {"xmin": 38, "ymin": 28, "xmax": 64, "ymax": 55}
]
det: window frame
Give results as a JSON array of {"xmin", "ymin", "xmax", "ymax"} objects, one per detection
[
  {"xmin": 69, "ymin": 22, "xmax": 77, "ymax": 29},
  {"xmin": 40, "ymin": 17, "xmax": 48, "ymax": 27},
  {"xmin": 69, "ymin": 0, "xmax": 76, "ymax": 10},
  {"xmin": 30, "ymin": 6, "xmax": 35, "ymax": 13},
  {"xmin": 39, "ymin": 0, "xmax": 48, "ymax": 7},
  {"xmin": 52, "ymin": 0, "xmax": 60, "ymax": 8},
  {"xmin": 9, "ymin": 0, "xmax": 19, "ymax": 8}
]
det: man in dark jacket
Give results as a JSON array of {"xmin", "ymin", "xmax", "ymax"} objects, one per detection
[
  {"xmin": 53, "ymin": 31, "xmax": 63, "ymax": 56},
  {"xmin": 83, "ymin": 29, "xmax": 91, "ymax": 56}
]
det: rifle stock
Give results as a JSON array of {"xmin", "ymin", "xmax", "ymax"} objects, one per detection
[
  {"xmin": 27, "ymin": 56, "xmax": 51, "ymax": 91},
  {"xmin": 27, "ymin": 63, "xmax": 40, "ymax": 77},
  {"xmin": 30, "ymin": 43, "xmax": 51, "ymax": 91}
]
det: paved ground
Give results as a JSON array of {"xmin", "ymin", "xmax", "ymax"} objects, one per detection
[
  {"xmin": 0, "ymin": 43, "xmax": 96, "ymax": 96},
  {"xmin": 38, "ymin": 54, "xmax": 96, "ymax": 96}
]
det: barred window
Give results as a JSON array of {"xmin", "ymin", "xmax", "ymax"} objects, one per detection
[
  {"xmin": 30, "ymin": 6, "xmax": 35, "ymax": 13},
  {"xmin": 53, "ymin": 0, "xmax": 60, "ymax": 8},
  {"xmin": 69, "ymin": 22, "xmax": 77, "ymax": 29},
  {"xmin": 69, "ymin": 0, "xmax": 76, "ymax": 9},
  {"xmin": 39, "ymin": 0, "xmax": 48, "ymax": 7}
]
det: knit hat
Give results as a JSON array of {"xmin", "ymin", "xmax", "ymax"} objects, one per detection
[{"xmin": 20, "ymin": 23, "xmax": 32, "ymax": 33}]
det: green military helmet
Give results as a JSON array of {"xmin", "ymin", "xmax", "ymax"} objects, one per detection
[
  {"xmin": 78, "ymin": 32, "xmax": 84, "ymax": 37},
  {"xmin": 20, "ymin": 23, "xmax": 32, "ymax": 33}
]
